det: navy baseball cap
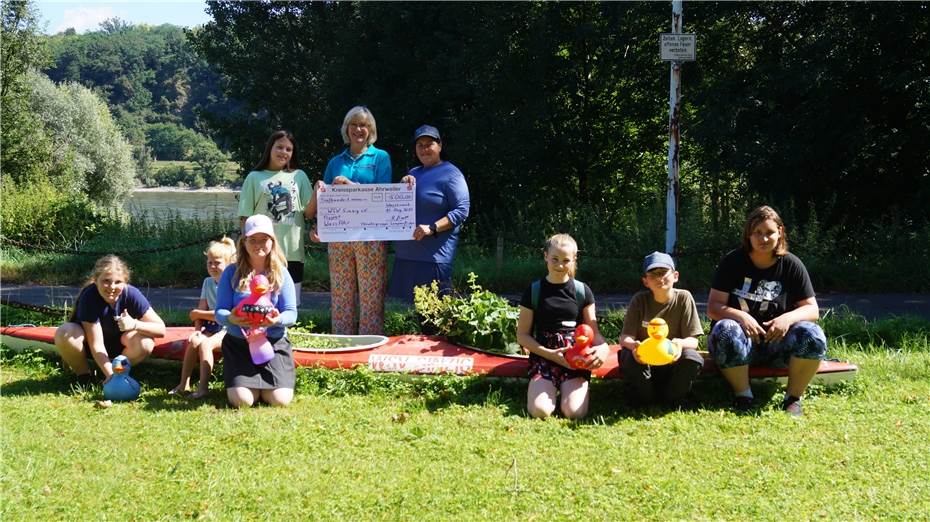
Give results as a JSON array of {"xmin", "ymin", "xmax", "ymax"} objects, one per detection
[
  {"xmin": 643, "ymin": 251, "xmax": 675, "ymax": 272},
  {"xmin": 413, "ymin": 124, "xmax": 441, "ymax": 142}
]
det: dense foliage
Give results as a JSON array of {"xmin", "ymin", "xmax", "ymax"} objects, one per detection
[
  {"xmin": 188, "ymin": 1, "xmax": 930, "ymax": 258},
  {"xmin": 1, "ymin": 0, "xmax": 129, "ymax": 244},
  {"xmin": 42, "ymin": 21, "xmax": 233, "ymax": 179},
  {"xmin": 26, "ymin": 71, "xmax": 137, "ymax": 204},
  {"xmin": 1, "ymin": 0, "xmax": 49, "ymax": 185},
  {"xmin": 4, "ymin": 1, "xmax": 930, "ymax": 291},
  {"xmin": 414, "ymin": 274, "xmax": 522, "ymax": 354}
]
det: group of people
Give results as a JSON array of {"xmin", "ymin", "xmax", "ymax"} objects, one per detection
[
  {"xmin": 51, "ymin": 106, "xmax": 828, "ymax": 416},
  {"xmin": 240, "ymin": 108, "xmax": 470, "ymax": 337},
  {"xmin": 518, "ymin": 205, "xmax": 827, "ymax": 419},
  {"xmin": 54, "ymin": 107, "xmax": 471, "ymax": 408}
]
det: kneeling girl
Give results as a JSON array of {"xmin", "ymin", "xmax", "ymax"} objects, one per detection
[
  {"xmin": 516, "ymin": 234, "xmax": 609, "ymax": 419},
  {"xmin": 215, "ymin": 214, "xmax": 298, "ymax": 408}
]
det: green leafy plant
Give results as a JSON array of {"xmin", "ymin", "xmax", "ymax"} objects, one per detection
[{"xmin": 414, "ymin": 273, "xmax": 521, "ymax": 355}]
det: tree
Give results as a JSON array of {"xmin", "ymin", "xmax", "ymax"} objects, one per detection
[
  {"xmin": 43, "ymin": 21, "xmax": 233, "ymax": 182},
  {"xmin": 27, "ymin": 71, "xmax": 137, "ymax": 205},
  {"xmin": 192, "ymin": 1, "xmax": 930, "ymax": 254},
  {"xmin": 1, "ymin": 0, "xmax": 50, "ymax": 184}
]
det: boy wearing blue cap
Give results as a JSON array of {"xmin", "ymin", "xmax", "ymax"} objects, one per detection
[{"xmin": 618, "ymin": 252, "xmax": 704, "ymax": 407}]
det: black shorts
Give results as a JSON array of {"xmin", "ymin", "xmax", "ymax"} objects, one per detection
[
  {"xmin": 73, "ymin": 323, "xmax": 123, "ymax": 359},
  {"xmin": 287, "ymin": 261, "xmax": 304, "ymax": 284}
]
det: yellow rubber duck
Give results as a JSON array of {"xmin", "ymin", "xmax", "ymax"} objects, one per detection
[{"xmin": 635, "ymin": 317, "xmax": 682, "ymax": 366}]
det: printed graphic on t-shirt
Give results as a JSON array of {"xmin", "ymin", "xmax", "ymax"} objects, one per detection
[
  {"xmin": 263, "ymin": 180, "xmax": 298, "ymax": 223},
  {"xmin": 733, "ymin": 277, "xmax": 782, "ymax": 315}
]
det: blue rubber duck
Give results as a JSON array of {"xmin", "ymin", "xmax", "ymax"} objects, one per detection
[{"xmin": 103, "ymin": 355, "xmax": 141, "ymax": 401}]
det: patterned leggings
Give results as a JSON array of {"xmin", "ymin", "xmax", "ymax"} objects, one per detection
[
  {"xmin": 328, "ymin": 241, "xmax": 387, "ymax": 335},
  {"xmin": 708, "ymin": 319, "xmax": 827, "ymax": 369}
]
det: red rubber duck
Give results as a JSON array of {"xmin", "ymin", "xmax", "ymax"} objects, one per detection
[
  {"xmin": 232, "ymin": 274, "xmax": 278, "ymax": 365},
  {"xmin": 564, "ymin": 323, "xmax": 594, "ymax": 369}
]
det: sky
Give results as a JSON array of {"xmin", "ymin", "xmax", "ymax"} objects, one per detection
[{"xmin": 35, "ymin": 0, "xmax": 213, "ymax": 34}]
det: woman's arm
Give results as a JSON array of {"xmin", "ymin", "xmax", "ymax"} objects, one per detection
[
  {"xmin": 763, "ymin": 296, "xmax": 819, "ymax": 342},
  {"xmin": 413, "ymin": 215, "xmax": 454, "ymax": 241},
  {"xmin": 443, "ymin": 168, "xmax": 470, "ymax": 228},
  {"xmin": 82, "ymin": 321, "xmax": 113, "ymax": 378},
  {"xmin": 376, "ymin": 150, "xmax": 392, "ymax": 184},
  {"xmin": 119, "ymin": 308, "xmax": 166, "ymax": 338},
  {"xmin": 707, "ymin": 288, "xmax": 766, "ymax": 339}
]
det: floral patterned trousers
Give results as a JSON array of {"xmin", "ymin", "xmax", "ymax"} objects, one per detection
[{"xmin": 328, "ymin": 241, "xmax": 387, "ymax": 335}]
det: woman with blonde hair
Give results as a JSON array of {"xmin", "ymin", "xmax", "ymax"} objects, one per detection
[
  {"xmin": 215, "ymin": 214, "xmax": 298, "ymax": 407},
  {"xmin": 306, "ymin": 106, "xmax": 392, "ymax": 334}
]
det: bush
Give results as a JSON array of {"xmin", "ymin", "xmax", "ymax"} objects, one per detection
[
  {"xmin": 414, "ymin": 273, "xmax": 521, "ymax": 354},
  {"xmin": 190, "ymin": 141, "xmax": 230, "ymax": 186},
  {"xmin": 148, "ymin": 163, "xmax": 191, "ymax": 187},
  {"xmin": 145, "ymin": 123, "xmax": 202, "ymax": 160},
  {"xmin": 0, "ymin": 178, "xmax": 110, "ymax": 246}
]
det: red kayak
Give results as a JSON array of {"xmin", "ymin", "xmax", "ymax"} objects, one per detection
[{"xmin": 1, "ymin": 326, "xmax": 858, "ymax": 384}]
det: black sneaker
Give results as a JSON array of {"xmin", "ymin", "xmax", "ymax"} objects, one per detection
[
  {"xmin": 733, "ymin": 396, "xmax": 755, "ymax": 413},
  {"xmin": 782, "ymin": 397, "xmax": 803, "ymax": 417}
]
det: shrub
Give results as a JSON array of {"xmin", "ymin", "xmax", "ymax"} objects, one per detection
[
  {"xmin": 414, "ymin": 273, "xmax": 521, "ymax": 355},
  {"xmin": 0, "ymin": 178, "xmax": 110, "ymax": 246},
  {"xmin": 190, "ymin": 141, "xmax": 230, "ymax": 186}
]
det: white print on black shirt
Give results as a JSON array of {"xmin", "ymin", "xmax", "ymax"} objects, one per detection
[{"xmin": 733, "ymin": 277, "xmax": 782, "ymax": 315}]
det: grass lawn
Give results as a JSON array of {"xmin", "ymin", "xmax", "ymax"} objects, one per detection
[{"xmin": 2, "ymin": 339, "xmax": 928, "ymax": 520}]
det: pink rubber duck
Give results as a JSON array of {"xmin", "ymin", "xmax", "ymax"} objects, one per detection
[{"xmin": 232, "ymin": 274, "xmax": 278, "ymax": 365}]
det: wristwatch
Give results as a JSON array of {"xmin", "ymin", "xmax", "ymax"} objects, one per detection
[{"xmin": 429, "ymin": 223, "xmax": 438, "ymax": 235}]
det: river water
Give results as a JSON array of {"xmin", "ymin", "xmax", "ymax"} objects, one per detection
[{"xmin": 123, "ymin": 188, "xmax": 240, "ymax": 222}]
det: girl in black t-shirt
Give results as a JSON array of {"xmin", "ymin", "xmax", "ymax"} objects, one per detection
[
  {"xmin": 516, "ymin": 234, "xmax": 609, "ymax": 419},
  {"xmin": 707, "ymin": 206, "xmax": 827, "ymax": 416}
]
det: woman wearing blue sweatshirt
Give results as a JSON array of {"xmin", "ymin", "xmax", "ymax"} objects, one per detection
[{"xmin": 388, "ymin": 125, "xmax": 470, "ymax": 303}]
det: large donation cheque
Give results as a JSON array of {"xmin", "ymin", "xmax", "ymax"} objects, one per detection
[{"xmin": 317, "ymin": 183, "xmax": 416, "ymax": 242}]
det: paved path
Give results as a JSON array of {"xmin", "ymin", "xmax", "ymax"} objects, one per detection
[{"xmin": 2, "ymin": 284, "xmax": 929, "ymax": 320}]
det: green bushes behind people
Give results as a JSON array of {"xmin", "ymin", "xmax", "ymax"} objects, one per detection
[
  {"xmin": 3, "ymin": 200, "xmax": 930, "ymax": 292},
  {"xmin": 0, "ymin": 179, "xmax": 110, "ymax": 247}
]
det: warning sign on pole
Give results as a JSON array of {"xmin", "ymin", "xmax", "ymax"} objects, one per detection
[{"xmin": 660, "ymin": 33, "xmax": 696, "ymax": 61}]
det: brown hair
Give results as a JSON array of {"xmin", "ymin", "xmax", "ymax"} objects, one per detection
[
  {"xmin": 252, "ymin": 130, "xmax": 298, "ymax": 172},
  {"xmin": 742, "ymin": 205, "xmax": 788, "ymax": 256},
  {"xmin": 544, "ymin": 233, "xmax": 579, "ymax": 278},
  {"xmin": 86, "ymin": 255, "xmax": 131, "ymax": 286},
  {"xmin": 232, "ymin": 233, "xmax": 289, "ymax": 294}
]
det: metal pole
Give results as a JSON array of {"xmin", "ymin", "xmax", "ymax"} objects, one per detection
[{"xmin": 665, "ymin": 0, "xmax": 683, "ymax": 254}]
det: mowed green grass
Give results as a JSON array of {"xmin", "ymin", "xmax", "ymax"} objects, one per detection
[{"xmin": 2, "ymin": 337, "xmax": 929, "ymax": 520}]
